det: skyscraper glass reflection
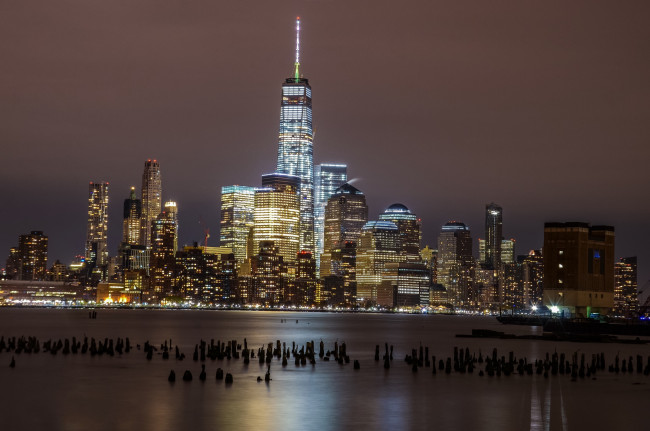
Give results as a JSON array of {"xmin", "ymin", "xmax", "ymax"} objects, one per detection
[
  {"xmin": 276, "ymin": 17, "xmax": 314, "ymax": 253},
  {"xmin": 314, "ymin": 164, "xmax": 347, "ymax": 271}
]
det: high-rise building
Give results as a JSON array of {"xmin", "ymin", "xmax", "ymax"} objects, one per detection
[
  {"xmin": 485, "ymin": 203, "xmax": 503, "ymax": 270},
  {"xmin": 253, "ymin": 174, "xmax": 300, "ymax": 262},
  {"xmin": 141, "ymin": 159, "xmax": 162, "ymax": 248},
  {"xmin": 356, "ymin": 221, "xmax": 400, "ymax": 305},
  {"xmin": 148, "ymin": 209, "xmax": 177, "ymax": 302},
  {"xmin": 86, "ymin": 182, "xmax": 109, "ymax": 268},
  {"xmin": 378, "ymin": 262, "xmax": 430, "ymax": 308},
  {"xmin": 501, "ymin": 239, "xmax": 515, "ymax": 264},
  {"xmin": 276, "ymin": 17, "xmax": 314, "ymax": 253},
  {"xmin": 252, "ymin": 241, "xmax": 287, "ymax": 306},
  {"xmin": 122, "ymin": 187, "xmax": 142, "ymax": 245},
  {"xmin": 518, "ymin": 250, "xmax": 544, "ymax": 307},
  {"xmin": 11, "ymin": 231, "xmax": 49, "ymax": 281},
  {"xmin": 314, "ymin": 164, "xmax": 347, "ymax": 271},
  {"xmin": 437, "ymin": 221, "xmax": 474, "ymax": 307},
  {"xmin": 321, "ymin": 183, "xmax": 368, "ymax": 276},
  {"xmin": 543, "ymin": 222, "xmax": 615, "ymax": 317},
  {"xmin": 164, "ymin": 201, "xmax": 179, "ymax": 253},
  {"xmin": 220, "ymin": 185, "xmax": 255, "ymax": 263},
  {"xmin": 614, "ymin": 256, "xmax": 638, "ymax": 318},
  {"xmin": 378, "ymin": 203, "xmax": 421, "ymax": 261},
  {"xmin": 285, "ymin": 250, "xmax": 317, "ymax": 305}
]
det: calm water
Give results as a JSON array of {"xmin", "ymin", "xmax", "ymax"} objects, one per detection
[{"xmin": 0, "ymin": 309, "xmax": 648, "ymax": 431}]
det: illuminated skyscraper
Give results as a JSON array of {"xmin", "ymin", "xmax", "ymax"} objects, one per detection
[
  {"xmin": 356, "ymin": 221, "xmax": 401, "ymax": 305},
  {"xmin": 321, "ymin": 183, "xmax": 368, "ymax": 276},
  {"xmin": 501, "ymin": 238, "xmax": 515, "ymax": 264},
  {"xmin": 276, "ymin": 17, "xmax": 314, "ymax": 253},
  {"xmin": 437, "ymin": 221, "xmax": 473, "ymax": 306},
  {"xmin": 164, "ymin": 201, "xmax": 179, "ymax": 253},
  {"xmin": 253, "ymin": 174, "xmax": 300, "ymax": 262},
  {"xmin": 220, "ymin": 185, "xmax": 255, "ymax": 263},
  {"xmin": 378, "ymin": 203, "xmax": 421, "ymax": 261},
  {"xmin": 12, "ymin": 231, "xmax": 48, "ymax": 281},
  {"xmin": 141, "ymin": 159, "xmax": 162, "ymax": 247},
  {"xmin": 149, "ymin": 209, "xmax": 177, "ymax": 302},
  {"xmin": 614, "ymin": 257, "xmax": 638, "ymax": 318},
  {"xmin": 485, "ymin": 203, "xmax": 503, "ymax": 270},
  {"xmin": 86, "ymin": 181, "xmax": 109, "ymax": 267},
  {"xmin": 122, "ymin": 187, "xmax": 142, "ymax": 245},
  {"xmin": 314, "ymin": 164, "xmax": 347, "ymax": 271}
]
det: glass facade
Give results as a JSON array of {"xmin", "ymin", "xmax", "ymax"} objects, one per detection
[
  {"xmin": 141, "ymin": 159, "xmax": 162, "ymax": 248},
  {"xmin": 378, "ymin": 203, "xmax": 421, "ymax": 261},
  {"xmin": 485, "ymin": 203, "xmax": 502, "ymax": 270},
  {"xmin": 122, "ymin": 187, "xmax": 142, "ymax": 245},
  {"xmin": 86, "ymin": 182, "xmax": 109, "ymax": 267},
  {"xmin": 321, "ymin": 183, "xmax": 367, "ymax": 277},
  {"xmin": 276, "ymin": 21, "xmax": 314, "ymax": 254},
  {"xmin": 220, "ymin": 185, "xmax": 255, "ymax": 264},
  {"xmin": 253, "ymin": 174, "xmax": 300, "ymax": 262},
  {"xmin": 314, "ymin": 164, "xmax": 347, "ymax": 272},
  {"xmin": 355, "ymin": 220, "xmax": 400, "ymax": 304},
  {"xmin": 437, "ymin": 221, "xmax": 474, "ymax": 306}
]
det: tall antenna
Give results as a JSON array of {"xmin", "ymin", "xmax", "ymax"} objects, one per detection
[{"xmin": 294, "ymin": 16, "xmax": 300, "ymax": 81}]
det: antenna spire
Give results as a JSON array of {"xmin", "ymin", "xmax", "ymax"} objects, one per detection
[{"xmin": 294, "ymin": 17, "xmax": 300, "ymax": 81}]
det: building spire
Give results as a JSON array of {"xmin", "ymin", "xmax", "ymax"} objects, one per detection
[{"xmin": 294, "ymin": 17, "xmax": 300, "ymax": 81}]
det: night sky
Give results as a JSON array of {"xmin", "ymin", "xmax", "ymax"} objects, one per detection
[{"xmin": 1, "ymin": 1, "xmax": 649, "ymax": 284}]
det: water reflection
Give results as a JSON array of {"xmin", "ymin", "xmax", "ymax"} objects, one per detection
[{"xmin": 0, "ymin": 309, "xmax": 648, "ymax": 430}]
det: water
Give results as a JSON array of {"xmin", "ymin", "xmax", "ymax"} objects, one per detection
[{"xmin": 0, "ymin": 308, "xmax": 648, "ymax": 430}]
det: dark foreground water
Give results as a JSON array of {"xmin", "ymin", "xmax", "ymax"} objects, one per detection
[{"xmin": 0, "ymin": 309, "xmax": 648, "ymax": 431}]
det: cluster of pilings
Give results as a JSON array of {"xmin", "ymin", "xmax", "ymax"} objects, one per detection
[
  {"xmin": 165, "ymin": 337, "xmax": 356, "ymax": 384},
  {"xmin": 5, "ymin": 334, "xmax": 650, "ymax": 384},
  {"xmin": 398, "ymin": 344, "xmax": 650, "ymax": 380},
  {"xmin": 1, "ymin": 335, "xmax": 131, "ymax": 357}
]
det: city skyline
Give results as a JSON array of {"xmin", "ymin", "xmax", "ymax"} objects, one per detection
[{"xmin": 1, "ymin": 2, "xmax": 649, "ymax": 282}]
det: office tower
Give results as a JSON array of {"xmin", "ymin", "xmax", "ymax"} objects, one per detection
[
  {"xmin": 148, "ymin": 209, "xmax": 177, "ymax": 302},
  {"xmin": 478, "ymin": 239, "xmax": 486, "ymax": 264},
  {"xmin": 484, "ymin": 203, "xmax": 503, "ymax": 270},
  {"xmin": 321, "ymin": 183, "xmax": 368, "ymax": 276},
  {"xmin": 614, "ymin": 256, "xmax": 638, "ymax": 318},
  {"xmin": 543, "ymin": 222, "xmax": 615, "ymax": 317},
  {"xmin": 252, "ymin": 241, "xmax": 287, "ymax": 306},
  {"xmin": 86, "ymin": 182, "xmax": 109, "ymax": 268},
  {"xmin": 314, "ymin": 164, "xmax": 347, "ymax": 271},
  {"xmin": 518, "ymin": 250, "xmax": 544, "ymax": 307},
  {"xmin": 164, "ymin": 201, "xmax": 179, "ymax": 253},
  {"xmin": 276, "ymin": 17, "xmax": 314, "ymax": 253},
  {"xmin": 5, "ymin": 247, "xmax": 20, "ymax": 280},
  {"xmin": 175, "ymin": 245, "xmax": 227, "ymax": 304},
  {"xmin": 286, "ymin": 250, "xmax": 317, "ymax": 305},
  {"xmin": 356, "ymin": 221, "xmax": 400, "ymax": 305},
  {"xmin": 141, "ymin": 159, "xmax": 162, "ymax": 247},
  {"xmin": 501, "ymin": 239, "xmax": 515, "ymax": 264},
  {"xmin": 220, "ymin": 185, "xmax": 255, "ymax": 263},
  {"xmin": 122, "ymin": 187, "xmax": 142, "ymax": 245},
  {"xmin": 378, "ymin": 203, "xmax": 421, "ymax": 261},
  {"xmin": 253, "ymin": 174, "xmax": 300, "ymax": 262},
  {"xmin": 437, "ymin": 221, "xmax": 474, "ymax": 307},
  {"xmin": 11, "ymin": 231, "xmax": 48, "ymax": 281},
  {"xmin": 118, "ymin": 187, "xmax": 146, "ymax": 277},
  {"xmin": 420, "ymin": 246, "xmax": 438, "ymax": 283},
  {"xmin": 378, "ymin": 262, "xmax": 431, "ymax": 308}
]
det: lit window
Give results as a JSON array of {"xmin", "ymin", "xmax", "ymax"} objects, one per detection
[
  {"xmin": 559, "ymin": 250, "xmax": 564, "ymax": 255},
  {"xmin": 558, "ymin": 264, "xmax": 563, "ymax": 268}
]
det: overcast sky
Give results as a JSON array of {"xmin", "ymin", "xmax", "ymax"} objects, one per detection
[{"xmin": 1, "ymin": 1, "xmax": 649, "ymax": 283}]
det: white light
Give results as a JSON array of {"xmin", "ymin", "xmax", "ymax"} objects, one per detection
[
  {"xmin": 550, "ymin": 306, "xmax": 559, "ymax": 313},
  {"xmin": 531, "ymin": 305, "xmax": 538, "ymax": 311}
]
